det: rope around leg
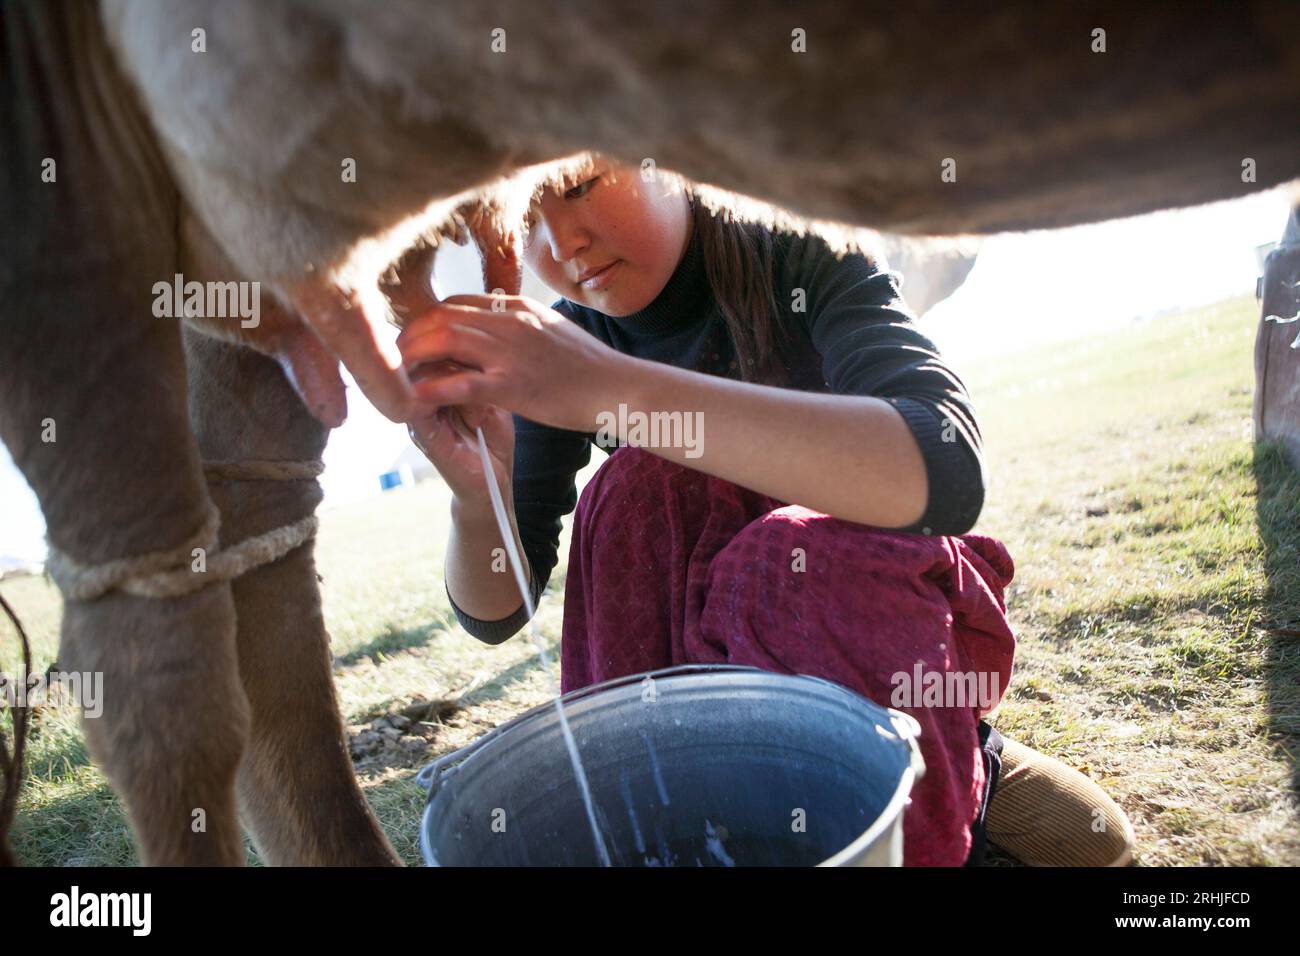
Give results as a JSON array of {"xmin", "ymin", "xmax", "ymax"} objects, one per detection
[
  {"xmin": 44, "ymin": 459, "xmax": 324, "ymax": 602},
  {"xmin": 202, "ymin": 459, "xmax": 324, "ymax": 482}
]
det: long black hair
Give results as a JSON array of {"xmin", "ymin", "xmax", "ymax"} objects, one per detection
[{"xmin": 687, "ymin": 192, "xmax": 789, "ymax": 386}]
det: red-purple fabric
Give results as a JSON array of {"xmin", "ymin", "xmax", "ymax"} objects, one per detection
[{"xmin": 560, "ymin": 446, "xmax": 1018, "ymax": 866}]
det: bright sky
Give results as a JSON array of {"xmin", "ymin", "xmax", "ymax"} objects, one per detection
[{"xmin": 1, "ymin": 187, "xmax": 1293, "ymax": 564}]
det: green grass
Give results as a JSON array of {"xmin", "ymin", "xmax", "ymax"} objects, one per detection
[
  {"xmin": 967, "ymin": 295, "xmax": 1300, "ymax": 865},
  {"xmin": 0, "ymin": 450, "xmax": 602, "ymax": 866},
  {"xmin": 2, "ymin": 293, "xmax": 1297, "ymax": 866}
]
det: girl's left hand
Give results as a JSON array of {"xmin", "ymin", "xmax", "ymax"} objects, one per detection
[{"xmin": 396, "ymin": 294, "xmax": 636, "ymax": 432}]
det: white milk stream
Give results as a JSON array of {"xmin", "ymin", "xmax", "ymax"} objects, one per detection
[{"xmin": 472, "ymin": 425, "xmax": 612, "ymax": 866}]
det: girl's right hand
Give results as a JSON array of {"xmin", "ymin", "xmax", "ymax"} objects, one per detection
[{"xmin": 406, "ymin": 361, "xmax": 516, "ymax": 513}]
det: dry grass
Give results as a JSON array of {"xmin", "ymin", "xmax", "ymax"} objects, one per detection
[{"xmin": 2, "ymin": 293, "xmax": 1296, "ymax": 865}]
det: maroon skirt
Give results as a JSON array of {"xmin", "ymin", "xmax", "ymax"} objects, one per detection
[{"xmin": 560, "ymin": 446, "xmax": 1018, "ymax": 866}]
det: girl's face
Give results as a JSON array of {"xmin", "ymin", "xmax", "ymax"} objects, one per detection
[{"xmin": 522, "ymin": 157, "xmax": 693, "ymax": 316}]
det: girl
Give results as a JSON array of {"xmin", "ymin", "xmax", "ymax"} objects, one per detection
[{"xmin": 398, "ymin": 156, "xmax": 1134, "ymax": 867}]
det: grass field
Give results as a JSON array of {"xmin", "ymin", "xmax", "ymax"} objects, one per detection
[{"xmin": 2, "ymin": 292, "xmax": 1297, "ymax": 866}]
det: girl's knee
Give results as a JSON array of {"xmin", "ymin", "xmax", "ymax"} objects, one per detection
[
  {"xmin": 599, "ymin": 444, "xmax": 691, "ymax": 482},
  {"xmin": 711, "ymin": 508, "xmax": 942, "ymax": 609},
  {"xmin": 699, "ymin": 511, "xmax": 965, "ymax": 675},
  {"xmin": 576, "ymin": 446, "xmax": 722, "ymax": 541}
]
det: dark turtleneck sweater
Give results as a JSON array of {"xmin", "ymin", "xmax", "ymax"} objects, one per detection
[{"xmin": 448, "ymin": 219, "xmax": 987, "ymax": 643}]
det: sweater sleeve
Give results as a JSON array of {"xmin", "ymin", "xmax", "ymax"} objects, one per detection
[
  {"xmin": 445, "ymin": 413, "xmax": 594, "ymax": 644},
  {"xmin": 779, "ymin": 232, "xmax": 987, "ymax": 535}
]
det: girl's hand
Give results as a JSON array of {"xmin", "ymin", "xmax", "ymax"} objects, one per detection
[
  {"xmin": 404, "ymin": 382, "xmax": 515, "ymax": 511},
  {"xmin": 395, "ymin": 294, "xmax": 637, "ymax": 433}
]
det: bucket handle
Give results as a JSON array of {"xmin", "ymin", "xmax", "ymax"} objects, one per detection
[
  {"xmin": 414, "ymin": 663, "xmax": 761, "ymax": 792},
  {"xmin": 886, "ymin": 710, "xmax": 927, "ymax": 782}
]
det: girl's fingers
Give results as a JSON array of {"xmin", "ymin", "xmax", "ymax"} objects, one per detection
[
  {"xmin": 413, "ymin": 407, "xmax": 480, "ymax": 466},
  {"xmin": 481, "ymin": 408, "xmax": 515, "ymax": 456},
  {"xmin": 437, "ymin": 405, "xmax": 477, "ymax": 444},
  {"xmin": 395, "ymin": 301, "xmax": 513, "ymax": 347},
  {"xmin": 408, "ymin": 357, "xmax": 472, "ymax": 386},
  {"xmin": 399, "ymin": 323, "xmax": 495, "ymax": 373},
  {"xmin": 412, "ymin": 370, "xmax": 494, "ymax": 407},
  {"xmin": 455, "ymin": 402, "xmax": 496, "ymax": 432}
]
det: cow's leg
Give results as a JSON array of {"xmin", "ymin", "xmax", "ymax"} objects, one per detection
[
  {"xmin": 0, "ymin": 0, "xmax": 252, "ymax": 865},
  {"xmin": 182, "ymin": 315, "xmax": 401, "ymax": 866},
  {"xmin": 0, "ymin": 325, "xmax": 251, "ymax": 866}
]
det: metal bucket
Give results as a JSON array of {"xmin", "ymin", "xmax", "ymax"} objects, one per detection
[{"xmin": 416, "ymin": 664, "xmax": 924, "ymax": 866}]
